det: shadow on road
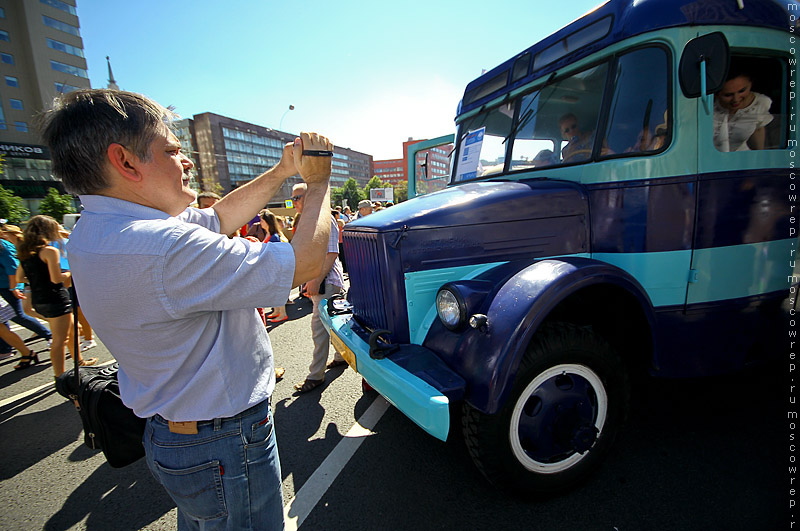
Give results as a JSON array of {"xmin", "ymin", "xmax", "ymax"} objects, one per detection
[
  {"xmin": 2, "ymin": 385, "xmax": 175, "ymax": 530},
  {"xmin": 44, "ymin": 458, "xmax": 174, "ymax": 531},
  {"xmin": 266, "ymin": 296, "xmax": 314, "ymax": 330},
  {"xmin": 0, "ymin": 389, "xmax": 83, "ymax": 480},
  {"xmin": 273, "ymin": 367, "xmax": 352, "ymax": 486},
  {"xmin": 302, "ymin": 361, "xmax": 791, "ymax": 531},
  {"xmin": 0, "ymin": 351, "xmax": 54, "ymax": 384}
]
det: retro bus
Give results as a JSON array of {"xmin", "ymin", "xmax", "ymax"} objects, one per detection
[{"xmin": 321, "ymin": 0, "xmax": 798, "ymax": 494}]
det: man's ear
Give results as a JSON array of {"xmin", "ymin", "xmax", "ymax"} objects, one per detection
[{"xmin": 106, "ymin": 143, "xmax": 143, "ymax": 182}]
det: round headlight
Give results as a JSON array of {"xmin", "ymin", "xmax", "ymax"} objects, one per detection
[{"xmin": 436, "ymin": 288, "xmax": 464, "ymax": 330}]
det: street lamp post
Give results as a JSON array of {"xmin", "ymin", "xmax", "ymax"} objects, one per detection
[{"xmin": 279, "ymin": 104, "xmax": 295, "ymax": 131}]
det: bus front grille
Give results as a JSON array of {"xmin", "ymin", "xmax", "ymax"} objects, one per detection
[{"xmin": 343, "ymin": 231, "xmax": 388, "ymax": 332}]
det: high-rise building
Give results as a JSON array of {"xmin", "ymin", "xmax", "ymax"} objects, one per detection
[
  {"xmin": 173, "ymin": 118, "xmax": 200, "ymax": 192},
  {"xmin": 0, "ymin": 0, "xmax": 90, "ymax": 210},
  {"xmin": 191, "ymin": 112, "xmax": 373, "ymax": 203},
  {"xmin": 373, "ymin": 158, "xmax": 404, "ymax": 186}
]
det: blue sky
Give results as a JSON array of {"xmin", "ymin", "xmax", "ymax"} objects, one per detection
[{"xmin": 77, "ymin": 0, "xmax": 602, "ymax": 160}]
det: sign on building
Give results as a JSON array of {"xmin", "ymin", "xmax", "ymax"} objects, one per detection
[
  {"xmin": 370, "ymin": 188, "xmax": 394, "ymax": 203},
  {"xmin": 0, "ymin": 142, "xmax": 50, "ymax": 160}
]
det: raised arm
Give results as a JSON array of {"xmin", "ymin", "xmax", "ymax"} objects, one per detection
[
  {"xmin": 212, "ymin": 141, "xmax": 298, "ymax": 236},
  {"xmin": 289, "ymin": 133, "xmax": 334, "ymax": 287}
]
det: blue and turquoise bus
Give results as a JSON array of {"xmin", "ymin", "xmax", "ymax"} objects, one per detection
[{"xmin": 321, "ymin": 0, "xmax": 798, "ymax": 494}]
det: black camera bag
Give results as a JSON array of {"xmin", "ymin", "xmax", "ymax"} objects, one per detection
[{"xmin": 54, "ymin": 305, "xmax": 145, "ymax": 468}]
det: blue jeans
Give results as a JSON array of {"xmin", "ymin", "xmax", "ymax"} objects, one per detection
[
  {"xmin": 144, "ymin": 399, "xmax": 284, "ymax": 530},
  {"xmin": 0, "ymin": 288, "xmax": 52, "ymax": 353}
]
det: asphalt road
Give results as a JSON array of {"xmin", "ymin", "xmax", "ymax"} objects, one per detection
[{"xmin": 0, "ymin": 295, "xmax": 791, "ymax": 530}]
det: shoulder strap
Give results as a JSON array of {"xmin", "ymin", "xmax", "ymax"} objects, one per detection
[{"xmin": 72, "ymin": 296, "xmax": 79, "ymax": 388}]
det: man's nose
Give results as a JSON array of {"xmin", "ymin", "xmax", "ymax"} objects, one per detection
[{"xmin": 182, "ymin": 154, "xmax": 194, "ymax": 169}]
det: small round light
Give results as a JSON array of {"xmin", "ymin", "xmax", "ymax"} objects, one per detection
[
  {"xmin": 469, "ymin": 314, "xmax": 488, "ymax": 329},
  {"xmin": 436, "ymin": 289, "xmax": 463, "ymax": 329}
]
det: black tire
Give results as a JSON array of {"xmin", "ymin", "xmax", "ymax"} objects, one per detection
[{"xmin": 462, "ymin": 322, "xmax": 629, "ymax": 496}]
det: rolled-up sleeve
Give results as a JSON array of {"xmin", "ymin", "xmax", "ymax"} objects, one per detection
[{"xmin": 159, "ymin": 224, "xmax": 295, "ymax": 318}]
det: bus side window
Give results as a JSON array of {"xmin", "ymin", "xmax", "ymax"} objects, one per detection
[
  {"xmin": 713, "ymin": 55, "xmax": 787, "ymax": 152},
  {"xmin": 507, "ymin": 63, "xmax": 608, "ymax": 169},
  {"xmin": 601, "ymin": 46, "xmax": 670, "ymax": 156}
]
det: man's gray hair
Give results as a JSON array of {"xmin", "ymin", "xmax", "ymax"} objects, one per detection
[{"xmin": 39, "ymin": 89, "xmax": 177, "ymax": 195}]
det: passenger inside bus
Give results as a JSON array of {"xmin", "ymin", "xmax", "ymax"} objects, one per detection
[
  {"xmin": 627, "ymin": 111, "xmax": 669, "ymax": 153},
  {"xmin": 533, "ymin": 149, "xmax": 557, "ymax": 167},
  {"xmin": 713, "ymin": 67, "xmax": 774, "ymax": 152},
  {"xmin": 559, "ymin": 113, "xmax": 595, "ymax": 162}
]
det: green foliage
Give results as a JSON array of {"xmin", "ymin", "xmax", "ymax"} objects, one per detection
[
  {"xmin": 331, "ymin": 178, "xmax": 364, "ymax": 210},
  {"xmin": 38, "ymin": 187, "xmax": 75, "ymax": 223},
  {"xmin": 202, "ymin": 178, "xmax": 224, "ymax": 196},
  {"xmin": 364, "ymin": 176, "xmax": 386, "ymax": 197},
  {"xmin": 0, "ymin": 184, "xmax": 30, "ymax": 224},
  {"xmin": 393, "ymin": 181, "xmax": 408, "ymax": 203}
]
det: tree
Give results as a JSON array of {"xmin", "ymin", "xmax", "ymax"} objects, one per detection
[
  {"xmin": 332, "ymin": 178, "xmax": 364, "ymax": 210},
  {"xmin": 0, "ymin": 184, "xmax": 30, "ymax": 224},
  {"xmin": 363, "ymin": 176, "xmax": 387, "ymax": 200},
  {"xmin": 201, "ymin": 177, "xmax": 224, "ymax": 196},
  {"xmin": 393, "ymin": 181, "xmax": 408, "ymax": 203},
  {"xmin": 38, "ymin": 187, "xmax": 75, "ymax": 223}
]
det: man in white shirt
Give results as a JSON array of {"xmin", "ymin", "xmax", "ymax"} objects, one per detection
[
  {"xmin": 290, "ymin": 183, "xmax": 346, "ymax": 393},
  {"xmin": 41, "ymin": 88, "xmax": 334, "ymax": 530}
]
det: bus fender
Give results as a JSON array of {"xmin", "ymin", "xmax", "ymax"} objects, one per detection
[{"xmin": 452, "ymin": 256, "xmax": 656, "ymax": 415}]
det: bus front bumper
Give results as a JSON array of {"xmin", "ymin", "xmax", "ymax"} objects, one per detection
[{"xmin": 320, "ymin": 300, "xmax": 465, "ymax": 442}]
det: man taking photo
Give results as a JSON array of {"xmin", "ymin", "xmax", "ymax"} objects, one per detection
[{"xmin": 41, "ymin": 89, "xmax": 333, "ymax": 530}]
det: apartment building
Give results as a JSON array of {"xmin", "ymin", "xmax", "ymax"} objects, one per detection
[
  {"xmin": 373, "ymin": 138, "xmax": 453, "ymax": 187},
  {"xmin": 192, "ymin": 112, "xmax": 374, "ymax": 203},
  {"xmin": 0, "ymin": 0, "xmax": 89, "ymax": 208}
]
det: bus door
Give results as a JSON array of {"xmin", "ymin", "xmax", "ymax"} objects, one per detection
[{"xmin": 684, "ymin": 31, "xmax": 793, "ymax": 307}]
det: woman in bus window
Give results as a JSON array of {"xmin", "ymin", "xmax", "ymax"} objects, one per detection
[{"xmin": 713, "ymin": 69, "xmax": 773, "ymax": 152}]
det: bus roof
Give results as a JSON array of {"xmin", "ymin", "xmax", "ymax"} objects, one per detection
[{"xmin": 459, "ymin": 0, "xmax": 798, "ymax": 116}]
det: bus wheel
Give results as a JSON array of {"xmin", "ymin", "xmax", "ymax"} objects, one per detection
[{"xmin": 462, "ymin": 322, "xmax": 628, "ymax": 496}]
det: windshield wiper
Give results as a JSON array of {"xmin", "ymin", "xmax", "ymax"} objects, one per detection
[
  {"xmin": 504, "ymin": 106, "xmax": 535, "ymax": 145},
  {"xmin": 502, "ymin": 71, "xmax": 558, "ymax": 145}
]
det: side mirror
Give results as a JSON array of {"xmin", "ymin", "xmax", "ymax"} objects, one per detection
[
  {"xmin": 419, "ymin": 152, "xmax": 429, "ymax": 181},
  {"xmin": 679, "ymin": 32, "xmax": 730, "ymax": 100}
]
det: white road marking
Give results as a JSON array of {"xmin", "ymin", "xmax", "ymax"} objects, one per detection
[
  {"xmin": 2, "ymin": 351, "xmax": 389, "ymax": 529},
  {"xmin": 283, "ymin": 395, "xmax": 390, "ymax": 530},
  {"xmin": 0, "ymin": 381, "xmax": 56, "ymax": 409},
  {"xmin": 0, "ymin": 360, "xmax": 115, "ymax": 410}
]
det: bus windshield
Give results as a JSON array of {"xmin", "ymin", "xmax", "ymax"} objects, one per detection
[{"xmin": 454, "ymin": 46, "xmax": 672, "ymax": 182}]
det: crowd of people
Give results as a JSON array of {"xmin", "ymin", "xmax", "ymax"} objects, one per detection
[
  {"xmin": 230, "ymin": 184, "xmax": 390, "ymax": 393},
  {"xmin": 0, "ymin": 217, "xmax": 98, "ymax": 375}
]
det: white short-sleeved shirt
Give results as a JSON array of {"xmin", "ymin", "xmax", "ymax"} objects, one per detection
[
  {"xmin": 326, "ymin": 217, "xmax": 344, "ymax": 289},
  {"xmin": 713, "ymin": 92, "xmax": 773, "ymax": 152},
  {"xmin": 67, "ymin": 195, "xmax": 295, "ymax": 421}
]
